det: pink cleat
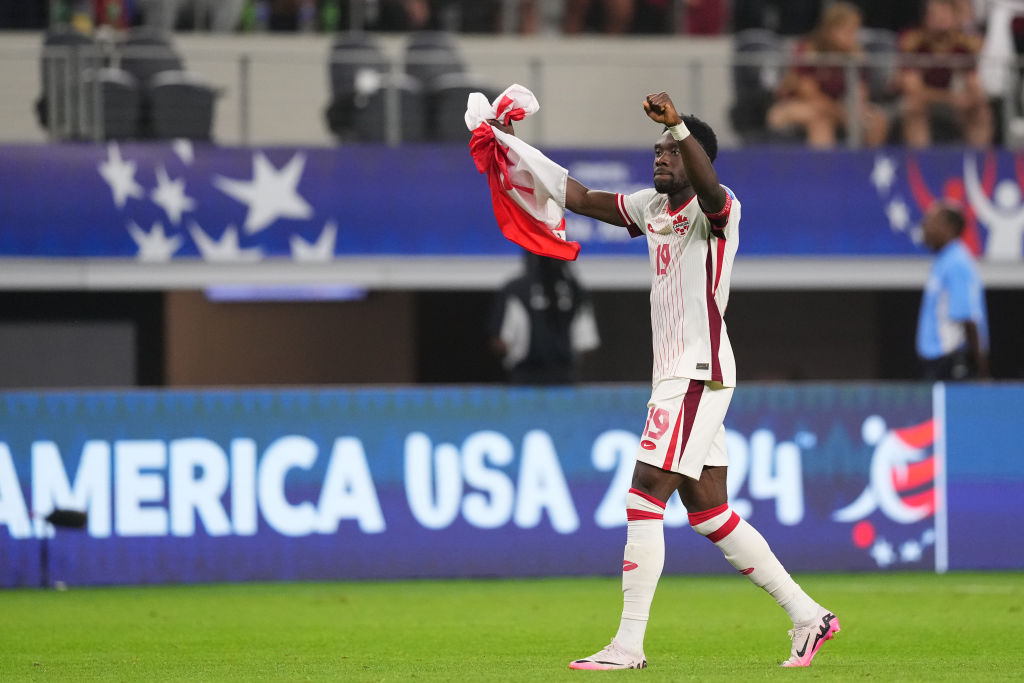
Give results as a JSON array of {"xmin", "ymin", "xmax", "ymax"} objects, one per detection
[
  {"xmin": 570, "ymin": 640, "xmax": 647, "ymax": 670},
  {"xmin": 781, "ymin": 607, "xmax": 840, "ymax": 667}
]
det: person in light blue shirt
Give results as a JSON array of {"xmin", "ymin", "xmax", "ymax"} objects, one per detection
[{"xmin": 916, "ymin": 201, "xmax": 990, "ymax": 380}]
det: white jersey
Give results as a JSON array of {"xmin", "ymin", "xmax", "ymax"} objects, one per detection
[{"xmin": 616, "ymin": 186, "xmax": 740, "ymax": 388}]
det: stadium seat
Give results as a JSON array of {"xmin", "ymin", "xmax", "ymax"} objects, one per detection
[
  {"xmin": 113, "ymin": 31, "xmax": 220, "ymax": 140},
  {"xmin": 325, "ymin": 32, "xmax": 394, "ymax": 141},
  {"xmin": 404, "ymin": 31, "xmax": 466, "ymax": 90},
  {"xmin": 345, "ymin": 73, "xmax": 427, "ymax": 143},
  {"xmin": 729, "ymin": 29, "xmax": 787, "ymax": 144},
  {"xmin": 859, "ymin": 28, "xmax": 899, "ymax": 103},
  {"xmin": 148, "ymin": 71, "xmax": 219, "ymax": 140},
  {"xmin": 81, "ymin": 68, "xmax": 142, "ymax": 140},
  {"xmin": 35, "ymin": 26, "xmax": 104, "ymax": 140},
  {"xmin": 428, "ymin": 73, "xmax": 501, "ymax": 142},
  {"xmin": 886, "ymin": 101, "xmax": 965, "ymax": 146},
  {"xmin": 116, "ymin": 29, "xmax": 184, "ymax": 87},
  {"xmin": 329, "ymin": 31, "xmax": 390, "ymax": 96}
]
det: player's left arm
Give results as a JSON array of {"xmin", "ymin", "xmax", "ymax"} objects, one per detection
[
  {"xmin": 963, "ymin": 320, "xmax": 990, "ymax": 378},
  {"xmin": 642, "ymin": 92, "xmax": 728, "ymax": 220}
]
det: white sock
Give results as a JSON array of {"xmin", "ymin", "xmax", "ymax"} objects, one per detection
[
  {"xmin": 613, "ymin": 488, "xmax": 666, "ymax": 655},
  {"xmin": 689, "ymin": 503, "xmax": 819, "ymax": 625}
]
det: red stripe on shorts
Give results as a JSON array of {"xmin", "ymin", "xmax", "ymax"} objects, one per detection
[
  {"xmin": 662, "ymin": 403, "xmax": 684, "ymax": 470},
  {"xmin": 662, "ymin": 379, "xmax": 704, "ymax": 471}
]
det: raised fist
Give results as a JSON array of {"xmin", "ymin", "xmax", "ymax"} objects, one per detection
[{"xmin": 642, "ymin": 92, "xmax": 682, "ymax": 127}]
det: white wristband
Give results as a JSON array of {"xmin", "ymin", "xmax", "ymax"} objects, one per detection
[{"xmin": 668, "ymin": 121, "xmax": 690, "ymax": 141}]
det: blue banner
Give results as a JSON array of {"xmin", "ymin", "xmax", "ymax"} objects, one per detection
[
  {"xmin": 944, "ymin": 384, "xmax": 1024, "ymax": 570},
  {"xmin": 1, "ymin": 143, "xmax": 1023, "ymax": 261},
  {"xmin": 3, "ymin": 383, "xmax": 1019, "ymax": 588}
]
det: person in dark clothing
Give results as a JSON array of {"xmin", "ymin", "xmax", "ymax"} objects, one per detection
[
  {"xmin": 489, "ymin": 251, "xmax": 600, "ymax": 385},
  {"xmin": 0, "ymin": 0, "xmax": 49, "ymax": 28},
  {"xmin": 733, "ymin": 0, "xmax": 822, "ymax": 35}
]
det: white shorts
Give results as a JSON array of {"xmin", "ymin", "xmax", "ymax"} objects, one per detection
[{"xmin": 635, "ymin": 378, "xmax": 733, "ymax": 480}]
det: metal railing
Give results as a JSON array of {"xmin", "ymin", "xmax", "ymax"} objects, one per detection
[
  {"xmin": 737, "ymin": 51, "xmax": 1001, "ymax": 149},
  {"xmin": 20, "ymin": 40, "xmax": 1024, "ymax": 148}
]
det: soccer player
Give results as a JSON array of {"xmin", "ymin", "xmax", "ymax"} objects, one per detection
[
  {"xmin": 490, "ymin": 91, "xmax": 839, "ymax": 670},
  {"xmin": 898, "ymin": 0, "xmax": 991, "ymax": 147}
]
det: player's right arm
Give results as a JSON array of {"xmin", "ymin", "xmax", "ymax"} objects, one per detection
[{"xmin": 487, "ymin": 118, "xmax": 629, "ymax": 228}]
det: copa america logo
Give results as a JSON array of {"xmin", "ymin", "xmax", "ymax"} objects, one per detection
[
  {"xmin": 832, "ymin": 416, "xmax": 937, "ymax": 568},
  {"xmin": 871, "ymin": 151, "xmax": 1024, "ymax": 262}
]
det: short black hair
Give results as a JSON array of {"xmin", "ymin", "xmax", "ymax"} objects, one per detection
[
  {"xmin": 935, "ymin": 202, "xmax": 966, "ymax": 237},
  {"xmin": 664, "ymin": 115, "xmax": 718, "ymax": 162}
]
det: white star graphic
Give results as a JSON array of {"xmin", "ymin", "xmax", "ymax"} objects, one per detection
[
  {"xmin": 290, "ymin": 221, "xmax": 337, "ymax": 262},
  {"xmin": 921, "ymin": 529, "xmax": 936, "ymax": 546},
  {"xmin": 127, "ymin": 221, "xmax": 183, "ymax": 262},
  {"xmin": 870, "ymin": 538, "xmax": 895, "ymax": 567},
  {"xmin": 213, "ymin": 152, "xmax": 313, "ymax": 235},
  {"xmin": 173, "ymin": 138, "xmax": 194, "ymax": 165},
  {"xmin": 97, "ymin": 142, "xmax": 144, "ymax": 208},
  {"xmin": 899, "ymin": 539, "xmax": 924, "ymax": 563},
  {"xmin": 886, "ymin": 197, "xmax": 910, "ymax": 232},
  {"xmin": 188, "ymin": 222, "xmax": 263, "ymax": 262},
  {"xmin": 151, "ymin": 165, "xmax": 196, "ymax": 226},
  {"xmin": 870, "ymin": 155, "xmax": 897, "ymax": 194}
]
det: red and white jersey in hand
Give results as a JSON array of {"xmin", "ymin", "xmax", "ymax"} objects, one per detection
[{"xmin": 616, "ymin": 186, "xmax": 739, "ymax": 388}]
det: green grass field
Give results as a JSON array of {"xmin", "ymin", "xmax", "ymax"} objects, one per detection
[{"xmin": 3, "ymin": 572, "xmax": 1022, "ymax": 681}]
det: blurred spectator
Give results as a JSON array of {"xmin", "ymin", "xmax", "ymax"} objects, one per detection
[
  {"xmin": 733, "ymin": 0, "xmax": 821, "ymax": 36},
  {"xmin": 899, "ymin": 0, "xmax": 992, "ymax": 146},
  {"xmin": 682, "ymin": 0, "xmax": 726, "ymax": 35},
  {"xmin": 93, "ymin": 0, "xmax": 129, "ymax": 28},
  {"xmin": 139, "ymin": 0, "xmax": 244, "ymax": 31},
  {"xmin": 489, "ymin": 252, "xmax": 600, "ymax": 385},
  {"xmin": 0, "ymin": 0, "xmax": 49, "ymax": 28},
  {"xmin": 631, "ymin": 0, "xmax": 672, "ymax": 33},
  {"xmin": 916, "ymin": 201, "xmax": 990, "ymax": 380},
  {"xmin": 978, "ymin": 0, "xmax": 1024, "ymax": 99},
  {"xmin": 456, "ymin": 0, "xmax": 506, "ymax": 32},
  {"xmin": 264, "ymin": 0, "xmax": 316, "ymax": 31},
  {"xmin": 37, "ymin": 0, "xmax": 96, "ymax": 32},
  {"xmin": 854, "ymin": 0, "xmax": 922, "ymax": 33},
  {"xmin": 562, "ymin": 0, "xmax": 719, "ymax": 35},
  {"xmin": 766, "ymin": 2, "xmax": 889, "ymax": 148},
  {"xmin": 366, "ymin": 0, "xmax": 431, "ymax": 31},
  {"xmin": 564, "ymin": 0, "xmax": 633, "ymax": 34},
  {"xmin": 953, "ymin": 0, "xmax": 980, "ymax": 32},
  {"xmin": 70, "ymin": 0, "xmax": 95, "ymax": 32}
]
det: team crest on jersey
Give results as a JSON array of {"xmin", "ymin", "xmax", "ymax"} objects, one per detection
[{"xmin": 672, "ymin": 214, "xmax": 690, "ymax": 236}]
